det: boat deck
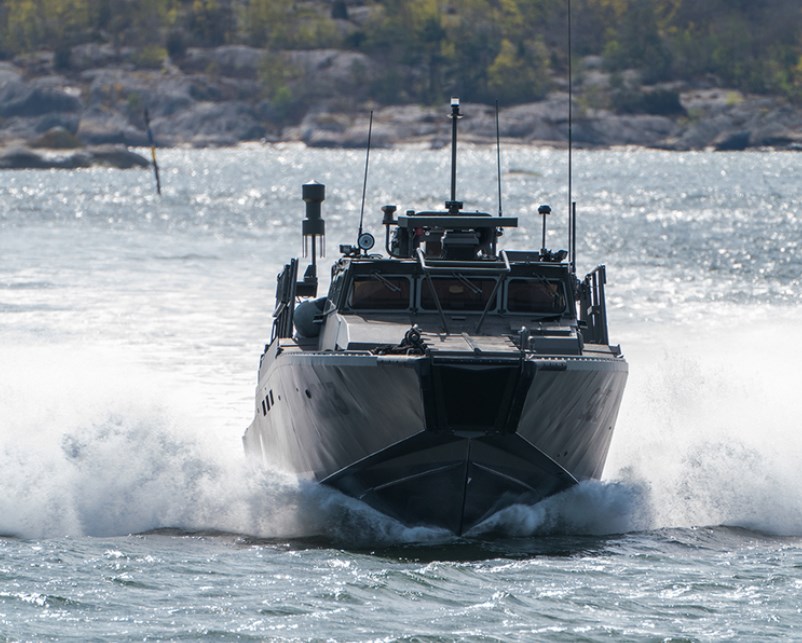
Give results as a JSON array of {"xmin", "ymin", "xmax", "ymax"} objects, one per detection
[{"xmin": 420, "ymin": 331, "xmax": 520, "ymax": 355}]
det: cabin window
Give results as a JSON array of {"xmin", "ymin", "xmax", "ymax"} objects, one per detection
[
  {"xmin": 506, "ymin": 278, "xmax": 566, "ymax": 314},
  {"xmin": 327, "ymin": 273, "xmax": 347, "ymax": 310},
  {"xmin": 420, "ymin": 276, "xmax": 497, "ymax": 311},
  {"xmin": 348, "ymin": 275, "xmax": 411, "ymax": 310}
]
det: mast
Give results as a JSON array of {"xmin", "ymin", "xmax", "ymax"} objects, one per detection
[
  {"xmin": 567, "ymin": 0, "xmax": 576, "ymax": 273},
  {"xmin": 495, "ymin": 100, "xmax": 503, "ymax": 218},
  {"xmin": 447, "ymin": 97, "xmax": 462, "ymax": 214},
  {"xmin": 358, "ymin": 110, "xmax": 373, "ymax": 240},
  {"xmin": 300, "ymin": 181, "xmax": 325, "ymax": 296}
]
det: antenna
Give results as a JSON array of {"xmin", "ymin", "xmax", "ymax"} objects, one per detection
[
  {"xmin": 447, "ymin": 97, "xmax": 462, "ymax": 214},
  {"xmin": 355, "ymin": 111, "xmax": 376, "ymax": 256},
  {"xmin": 567, "ymin": 0, "xmax": 575, "ymax": 272},
  {"xmin": 358, "ymin": 110, "xmax": 373, "ymax": 239},
  {"xmin": 571, "ymin": 201, "xmax": 577, "ymax": 274},
  {"xmin": 495, "ymin": 100, "xmax": 503, "ymax": 217}
]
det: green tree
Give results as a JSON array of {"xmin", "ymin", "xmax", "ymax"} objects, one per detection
[
  {"xmin": 1, "ymin": 0, "xmax": 802, "ymax": 106},
  {"xmin": 601, "ymin": 0, "xmax": 672, "ymax": 82},
  {"xmin": 487, "ymin": 37, "xmax": 550, "ymax": 104},
  {"xmin": 241, "ymin": 0, "xmax": 339, "ymax": 49},
  {"xmin": 182, "ymin": 0, "xmax": 235, "ymax": 47},
  {"xmin": 355, "ymin": 0, "xmax": 444, "ymax": 102}
]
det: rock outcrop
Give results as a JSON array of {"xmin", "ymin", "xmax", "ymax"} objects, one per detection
[
  {"xmin": 0, "ymin": 144, "xmax": 149, "ymax": 169},
  {"xmin": 2, "ymin": 47, "xmax": 802, "ymax": 169}
]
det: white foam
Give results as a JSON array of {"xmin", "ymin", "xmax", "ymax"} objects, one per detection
[
  {"xmin": 3, "ymin": 308, "xmax": 801, "ymax": 541},
  {"xmin": 0, "ymin": 345, "xmax": 293, "ymax": 538},
  {"xmin": 468, "ymin": 479, "xmax": 653, "ymax": 538},
  {"xmin": 0, "ymin": 344, "xmax": 449, "ymax": 542},
  {"xmin": 606, "ymin": 306, "xmax": 802, "ymax": 536}
]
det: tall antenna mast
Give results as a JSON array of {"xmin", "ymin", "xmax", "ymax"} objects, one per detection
[
  {"xmin": 495, "ymin": 100, "xmax": 503, "ymax": 217},
  {"xmin": 447, "ymin": 97, "xmax": 462, "ymax": 214},
  {"xmin": 358, "ymin": 110, "xmax": 374, "ymax": 238},
  {"xmin": 568, "ymin": 0, "xmax": 576, "ymax": 273}
]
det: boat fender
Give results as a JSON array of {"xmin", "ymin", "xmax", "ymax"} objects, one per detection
[{"xmin": 294, "ymin": 297, "xmax": 327, "ymax": 337}]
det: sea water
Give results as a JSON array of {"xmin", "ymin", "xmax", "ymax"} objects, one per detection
[{"xmin": 2, "ymin": 145, "xmax": 802, "ymax": 640}]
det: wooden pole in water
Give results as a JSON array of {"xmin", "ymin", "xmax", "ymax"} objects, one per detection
[{"xmin": 144, "ymin": 109, "xmax": 162, "ymax": 196}]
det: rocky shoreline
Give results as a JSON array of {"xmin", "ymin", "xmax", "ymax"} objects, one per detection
[{"xmin": 3, "ymin": 45, "xmax": 802, "ymax": 170}]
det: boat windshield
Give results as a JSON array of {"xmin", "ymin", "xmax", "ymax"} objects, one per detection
[
  {"xmin": 506, "ymin": 278, "xmax": 566, "ymax": 314},
  {"xmin": 420, "ymin": 276, "xmax": 497, "ymax": 311},
  {"xmin": 348, "ymin": 274, "xmax": 411, "ymax": 310}
]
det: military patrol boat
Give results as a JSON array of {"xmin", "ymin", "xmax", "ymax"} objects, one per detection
[{"xmin": 243, "ymin": 99, "xmax": 628, "ymax": 535}]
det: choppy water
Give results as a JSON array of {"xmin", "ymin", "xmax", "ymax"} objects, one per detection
[{"xmin": 2, "ymin": 144, "xmax": 802, "ymax": 640}]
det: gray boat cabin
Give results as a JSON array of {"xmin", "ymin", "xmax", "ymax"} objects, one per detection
[{"xmin": 274, "ymin": 184, "xmax": 615, "ymax": 361}]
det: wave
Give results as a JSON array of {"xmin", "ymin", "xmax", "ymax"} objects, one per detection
[
  {"xmin": 606, "ymin": 311, "xmax": 802, "ymax": 537},
  {"xmin": 0, "ymin": 345, "xmax": 446, "ymax": 543},
  {"xmin": 2, "ymin": 317, "xmax": 801, "ymax": 542},
  {"xmin": 0, "ymin": 281, "xmax": 58, "ymax": 290}
]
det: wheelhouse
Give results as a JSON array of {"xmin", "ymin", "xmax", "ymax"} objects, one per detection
[{"xmin": 329, "ymin": 258, "xmax": 577, "ymax": 321}]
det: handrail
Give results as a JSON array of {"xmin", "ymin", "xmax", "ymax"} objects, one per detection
[
  {"xmin": 579, "ymin": 264, "xmax": 609, "ymax": 345},
  {"xmin": 499, "ymin": 249, "xmax": 512, "ymax": 272},
  {"xmin": 416, "ymin": 248, "xmax": 449, "ymax": 333},
  {"xmin": 415, "ymin": 249, "xmax": 511, "ymax": 274},
  {"xmin": 474, "ymin": 250, "xmax": 512, "ymax": 334},
  {"xmin": 416, "ymin": 248, "xmax": 513, "ymax": 335},
  {"xmin": 271, "ymin": 258, "xmax": 299, "ymax": 341}
]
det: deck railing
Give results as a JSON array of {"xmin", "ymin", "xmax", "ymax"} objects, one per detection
[
  {"xmin": 579, "ymin": 265, "xmax": 609, "ymax": 345},
  {"xmin": 271, "ymin": 258, "xmax": 299, "ymax": 341}
]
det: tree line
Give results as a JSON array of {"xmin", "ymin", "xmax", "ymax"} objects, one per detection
[{"xmin": 1, "ymin": 0, "xmax": 801, "ymax": 106}]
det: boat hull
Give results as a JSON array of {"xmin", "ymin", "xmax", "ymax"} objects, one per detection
[{"xmin": 244, "ymin": 345, "xmax": 628, "ymax": 534}]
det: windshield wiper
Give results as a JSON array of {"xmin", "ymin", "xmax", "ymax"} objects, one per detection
[
  {"xmin": 453, "ymin": 273, "xmax": 483, "ymax": 295},
  {"xmin": 371, "ymin": 272, "xmax": 402, "ymax": 292}
]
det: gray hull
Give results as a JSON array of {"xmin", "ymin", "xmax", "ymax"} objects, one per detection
[{"xmin": 244, "ymin": 344, "xmax": 628, "ymax": 534}]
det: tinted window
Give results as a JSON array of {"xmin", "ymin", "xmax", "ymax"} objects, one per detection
[
  {"xmin": 421, "ymin": 277, "xmax": 497, "ymax": 311},
  {"xmin": 326, "ymin": 274, "xmax": 346, "ymax": 311},
  {"xmin": 348, "ymin": 275, "xmax": 410, "ymax": 309},
  {"xmin": 507, "ymin": 279, "xmax": 566, "ymax": 314}
]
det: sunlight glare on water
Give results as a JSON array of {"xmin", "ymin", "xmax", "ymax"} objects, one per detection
[{"xmin": 2, "ymin": 146, "xmax": 802, "ymax": 639}]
